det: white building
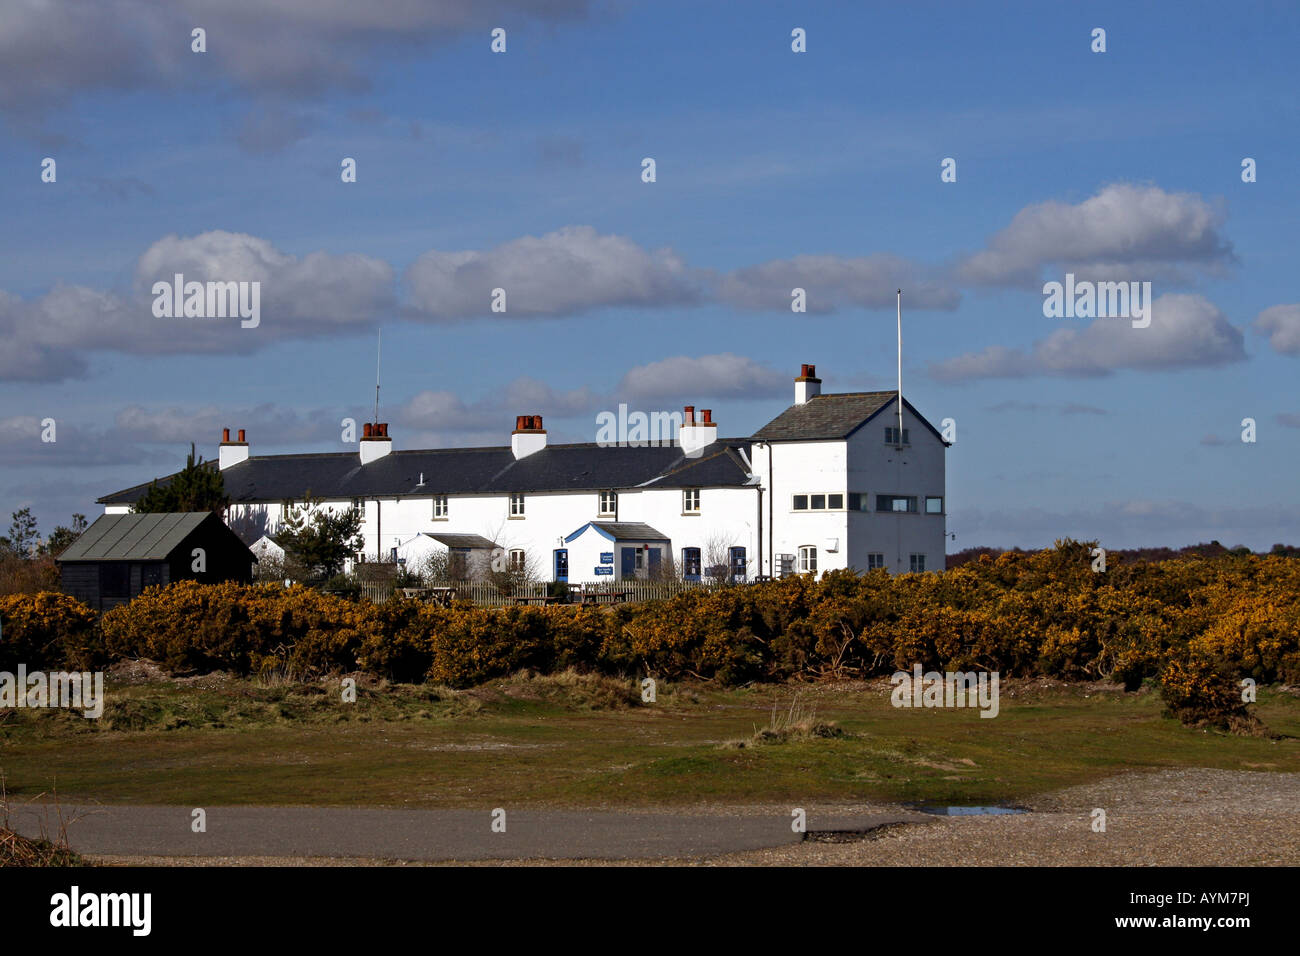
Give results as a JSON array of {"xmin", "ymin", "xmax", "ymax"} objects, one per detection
[{"xmin": 99, "ymin": 365, "xmax": 949, "ymax": 582}]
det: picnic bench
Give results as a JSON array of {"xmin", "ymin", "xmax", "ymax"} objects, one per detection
[
  {"xmin": 510, "ymin": 594, "xmax": 561, "ymax": 606},
  {"xmin": 579, "ymin": 588, "xmax": 629, "ymax": 606},
  {"xmin": 400, "ymin": 586, "xmax": 458, "ymax": 607}
]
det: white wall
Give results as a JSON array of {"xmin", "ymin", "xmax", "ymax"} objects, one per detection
[
  {"xmin": 751, "ymin": 439, "xmax": 848, "ymax": 577},
  {"xmin": 112, "ymin": 396, "xmax": 943, "ymax": 580},
  {"xmin": 843, "ymin": 401, "xmax": 946, "ymax": 573},
  {"xmin": 217, "ymin": 484, "xmax": 759, "ymax": 585},
  {"xmin": 750, "ymin": 399, "xmax": 946, "ymax": 576}
]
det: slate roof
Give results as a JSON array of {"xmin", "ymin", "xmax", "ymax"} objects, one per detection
[
  {"xmin": 424, "ymin": 532, "xmax": 497, "ymax": 550},
  {"xmin": 58, "ymin": 512, "xmax": 213, "ymax": 561},
  {"xmin": 567, "ymin": 521, "xmax": 670, "ymax": 542},
  {"xmin": 97, "ymin": 392, "xmax": 943, "ymax": 506},
  {"xmin": 752, "ymin": 392, "xmax": 947, "ymax": 444},
  {"xmin": 99, "ymin": 440, "xmax": 755, "ymax": 506}
]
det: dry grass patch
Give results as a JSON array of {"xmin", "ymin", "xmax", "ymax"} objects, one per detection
[{"xmin": 723, "ymin": 695, "xmax": 849, "ymax": 748}]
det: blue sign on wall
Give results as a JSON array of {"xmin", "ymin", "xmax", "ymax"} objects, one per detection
[
  {"xmin": 599, "ymin": 552, "xmax": 614, "ymax": 564},
  {"xmin": 594, "ymin": 566, "xmax": 614, "ymax": 575}
]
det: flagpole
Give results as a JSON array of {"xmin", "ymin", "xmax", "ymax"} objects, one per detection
[
  {"xmin": 374, "ymin": 329, "xmax": 382, "ymax": 425},
  {"xmin": 896, "ymin": 289, "xmax": 903, "ymax": 445}
]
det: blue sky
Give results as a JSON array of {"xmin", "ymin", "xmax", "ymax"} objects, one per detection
[{"xmin": 2, "ymin": 0, "xmax": 1298, "ymax": 550}]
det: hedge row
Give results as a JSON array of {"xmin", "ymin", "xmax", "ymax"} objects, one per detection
[{"xmin": 3, "ymin": 542, "xmax": 1298, "ymax": 723}]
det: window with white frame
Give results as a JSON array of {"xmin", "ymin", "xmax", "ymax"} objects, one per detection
[
  {"xmin": 798, "ymin": 545, "xmax": 818, "ymax": 573},
  {"xmin": 792, "ymin": 493, "xmax": 845, "ymax": 511},
  {"xmin": 876, "ymin": 494, "xmax": 918, "ymax": 513},
  {"xmin": 867, "ymin": 553, "xmax": 885, "ymax": 570},
  {"xmin": 683, "ymin": 488, "xmax": 700, "ymax": 513},
  {"xmin": 909, "ymin": 553, "xmax": 926, "ymax": 572},
  {"xmin": 509, "ymin": 493, "xmax": 525, "ymax": 517},
  {"xmin": 433, "ymin": 495, "xmax": 448, "ymax": 519},
  {"xmin": 598, "ymin": 491, "xmax": 617, "ymax": 516},
  {"xmin": 508, "ymin": 549, "xmax": 526, "ymax": 571}
]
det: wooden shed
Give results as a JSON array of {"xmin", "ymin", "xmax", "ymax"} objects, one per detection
[{"xmin": 57, "ymin": 512, "xmax": 256, "ymax": 611}]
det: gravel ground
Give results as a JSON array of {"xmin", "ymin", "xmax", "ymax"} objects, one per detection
[{"xmin": 90, "ymin": 769, "xmax": 1299, "ymax": 867}]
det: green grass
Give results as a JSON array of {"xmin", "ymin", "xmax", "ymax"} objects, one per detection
[{"xmin": 1, "ymin": 673, "xmax": 1296, "ymax": 809}]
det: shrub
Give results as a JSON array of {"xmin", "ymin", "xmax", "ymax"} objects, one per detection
[
  {"xmin": 1159, "ymin": 651, "xmax": 1252, "ymax": 729},
  {"xmin": 3, "ymin": 543, "xmax": 1290, "ymax": 733},
  {"xmin": 0, "ymin": 592, "xmax": 99, "ymax": 671},
  {"xmin": 100, "ymin": 581, "xmax": 376, "ymax": 677}
]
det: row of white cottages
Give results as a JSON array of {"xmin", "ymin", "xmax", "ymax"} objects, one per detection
[{"xmin": 99, "ymin": 365, "xmax": 949, "ymax": 583}]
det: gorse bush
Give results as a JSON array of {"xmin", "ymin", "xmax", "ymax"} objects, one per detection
[
  {"xmin": 3, "ymin": 543, "xmax": 1298, "ymax": 727},
  {"xmin": 0, "ymin": 591, "xmax": 99, "ymax": 671},
  {"xmin": 99, "ymin": 580, "xmax": 372, "ymax": 676}
]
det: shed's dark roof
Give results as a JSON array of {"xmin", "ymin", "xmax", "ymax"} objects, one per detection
[
  {"xmin": 568, "ymin": 521, "xmax": 669, "ymax": 542},
  {"xmin": 424, "ymin": 533, "xmax": 496, "ymax": 550},
  {"xmin": 99, "ymin": 440, "xmax": 755, "ymax": 506},
  {"xmin": 58, "ymin": 512, "xmax": 214, "ymax": 561},
  {"xmin": 752, "ymin": 392, "xmax": 947, "ymax": 444}
]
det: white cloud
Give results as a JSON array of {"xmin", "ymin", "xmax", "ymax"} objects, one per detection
[
  {"xmin": 0, "ymin": 232, "xmax": 395, "ymax": 382},
  {"xmin": 0, "ymin": 415, "xmax": 166, "ymax": 467},
  {"xmin": 618, "ymin": 353, "xmax": 787, "ymax": 401},
  {"xmin": 929, "ymin": 294, "xmax": 1245, "ymax": 381},
  {"xmin": 719, "ymin": 254, "xmax": 959, "ymax": 312},
  {"xmin": 113, "ymin": 403, "xmax": 344, "ymax": 446},
  {"xmin": 0, "ymin": 0, "xmax": 597, "ymax": 136},
  {"xmin": 954, "ymin": 183, "xmax": 1235, "ymax": 288},
  {"xmin": 1254, "ymin": 304, "xmax": 1300, "ymax": 356},
  {"xmin": 405, "ymin": 226, "xmax": 704, "ymax": 319},
  {"xmin": 398, "ymin": 375, "xmax": 604, "ymax": 436}
]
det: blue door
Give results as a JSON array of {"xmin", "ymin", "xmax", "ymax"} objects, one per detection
[
  {"xmin": 620, "ymin": 547, "xmax": 636, "ymax": 579},
  {"xmin": 647, "ymin": 548, "xmax": 661, "ymax": 575},
  {"xmin": 553, "ymin": 549, "xmax": 568, "ymax": 583},
  {"xmin": 729, "ymin": 546, "xmax": 747, "ymax": 581}
]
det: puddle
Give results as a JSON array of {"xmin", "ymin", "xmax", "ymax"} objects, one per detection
[
  {"xmin": 908, "ymin": 805, "xmax": 1028, "ymax": 816},
  {"xmin": 804, "ymin": 823, "xmax": 906, "ymax": 843}
]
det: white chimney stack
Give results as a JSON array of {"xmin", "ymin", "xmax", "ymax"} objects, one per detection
[
  {"xmin": 219, "ymin": 427, "xmax": 249, "ymax": 469},
  {"xmin": 511, "ymin": 415, "xmax": 548, "ymax": 459},
  {"xmin": 794, "ymin": 364, "xmax": 821, "ymax": 405},
  {"xmin": 360, "ymin": 422, "xmax": 393, "ymax": 464},
  {"xmin": 679, "ymin": 406, "xmax": 717, "ymax": 458}
]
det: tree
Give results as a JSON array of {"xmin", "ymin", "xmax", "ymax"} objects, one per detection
[
  {"xmin": 410, "ymin": 549, "xmax": 451, "ymax": 585},
  {"xmin": 703, "ymin": 530, "xmax": 738, "ymax": 584},
  {"xmin": 133, "ymin": 444, "xmax": 230, "ymax": 516},
  {"xmin": 276, "ymin": 494, "xmax": 364, "ymax": 581},
  {"xmin": 487, "ymin": 545, "xmax": 540, "ymax": 595},
  {"xmin": 40, "ymin": 513, "xmax": 87, "ymax": 557},
  {"xmin": 5, "ymin": 508, "xmax": 39, "ymax": 559}
]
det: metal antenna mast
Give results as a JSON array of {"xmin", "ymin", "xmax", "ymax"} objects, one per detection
[
  {"xmin": 373, "ymin": 329, "xmax": 382, "ymax": 425},
  {"xmin": 896, "ymin": 289, "xmax": 904, "ymax": 446}
]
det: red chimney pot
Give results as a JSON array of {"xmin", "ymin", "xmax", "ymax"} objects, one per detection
[
  {"xmin": 683, "ymin": 405, "xmax": 695, "ymax": 424},
  {"xmin": 222, "ymin": 427, "xmax": 230, "ymax": 443},
  {"xmin": 237, "ymin": 429, "xmax": 245, "ymax": 443},
  {"xmin": 701, "ymin": 409, "xmax": 712, "ymax": 424},
  {"xmin": 363, "ymin": 423, "xmax": 373, "ymax": 438}
]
